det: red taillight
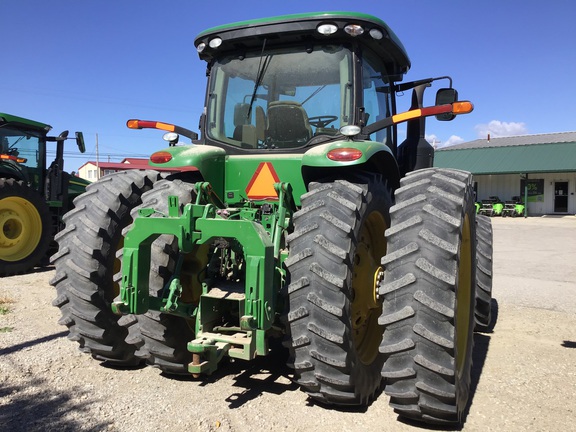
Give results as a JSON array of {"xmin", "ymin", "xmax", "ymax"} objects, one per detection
[
  {"xmin": 327, "ymin": 148, "xmax": 363, "ymax": 162},
  {"xmin": 0, "ymin": 154, "xmax": 27, "ymax": 163},
  {"xmin": 150, "ymin": 151, "xmax": 172, "ymax": 164}
]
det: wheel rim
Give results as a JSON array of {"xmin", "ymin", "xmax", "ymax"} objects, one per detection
[
  {"xmin": 351, "ymin": 210, "xmax": 387, "ymax": 365},
  {"xmin": 0, "ymin": 197, "xmax": 43, "ymax": 262},
  {"xmin": 456, "ymin": 214, "xmax": 473, "ymax": 377}
]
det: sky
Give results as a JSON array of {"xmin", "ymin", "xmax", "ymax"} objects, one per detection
[{"xmin": 2, "ymin": 0, "xmax": 576, "ymax": 171}]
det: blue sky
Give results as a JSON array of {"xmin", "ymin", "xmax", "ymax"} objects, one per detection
[{"xmin": 2, "ymin": 0, "xmax": 575, "ymax": 171}]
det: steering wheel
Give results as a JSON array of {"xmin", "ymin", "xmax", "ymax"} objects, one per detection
[{"xmin": 308, "ymin": 115, "xmax": 338, "ymax": 128}]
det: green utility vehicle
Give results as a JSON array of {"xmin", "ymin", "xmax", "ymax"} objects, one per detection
[
  {"xmin": 51, "ymin": 12, "xmax": 493, "ymax": 426},
  {"xmin": 502, "ymin": 196, "xmax": 525, "ymax": 217},
  {"xmin": 478, "ymin": 196, "xmax": 504, "ymax": 217},
  {"xmin": 0, "ymin": 112, "xmax": 88, "ymax": 275}
]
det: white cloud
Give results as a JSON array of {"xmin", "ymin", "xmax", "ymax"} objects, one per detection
[
  {"xmin": 426, "ymin": 133, "xmax": 440, "ymax": 147},
  {"xmin": 426, "ymin": 134, "xmax": 464, "ymax": 148},
  {"xmin": 444, "ymin": 135, "xmax": 465, "ymax": 147},
  {"xmin": 474, "ymin": 120, "xmax": 527, "ymax": 138}
]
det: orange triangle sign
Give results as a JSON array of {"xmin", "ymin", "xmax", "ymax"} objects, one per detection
[{"xmin": 246, "ymin": 162, "xmax": 280, "ymax": 200}]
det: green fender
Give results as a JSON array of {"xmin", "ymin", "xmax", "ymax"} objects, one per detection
[
  {"xmin": 302, "ymin": 139, "xmax": 400, "ymax": 188},
  {"xmin": 148, "ymin": 140, "xmax": 400, "ymax": 204},
  {"xmin": 148, "ymin": 144, "xmax": 227, "ymax": 193}
]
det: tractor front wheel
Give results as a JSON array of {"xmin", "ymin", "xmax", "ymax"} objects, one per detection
[
  {"xmin": 286, "ymin": 174, "xmax": 392, "ymax": 405},
  {"xmin": 0, "ymin": 178, "xmax": 52, "ymax": 276}
]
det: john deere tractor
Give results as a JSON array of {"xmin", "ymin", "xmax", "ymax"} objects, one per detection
[
  {"xmin": 51, "ymin": 12, "xmax": 493, "ymax": 426},
  {"xmin": 0, "ymin": 113, "xmax": 89, "ymax": 276}
]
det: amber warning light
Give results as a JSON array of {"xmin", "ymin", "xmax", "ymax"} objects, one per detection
[
  {"xmin": 126, "ymin": 119, "xmax": 198, "ymax": 141},
  {"xmin": 361, "ymin": 101, "xmax": 474, "ymax": 137}
]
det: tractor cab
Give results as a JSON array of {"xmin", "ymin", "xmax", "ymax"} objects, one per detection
[
  {"xmin": 195, "ymin": 12, "xmax": 411, "ymax": 154},
  {"xmin": 0, "ymin": 113, "xmax": 86, "ymax": 201},
  {"xmin": 0, "ymin": 114, "xmax": 51, "ymax": 189},
  {"xmin": 129, "ymin": 13, "xmax": 471, "ymax": 203}
]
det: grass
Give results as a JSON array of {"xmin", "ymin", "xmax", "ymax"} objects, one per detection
[
  {"xmin": 0, "ymin": 295, "xmax": 14, "ymax": 315},
  {"xmin": 0, "ymin": 294, "xmax": 14, "ymax": 332}
]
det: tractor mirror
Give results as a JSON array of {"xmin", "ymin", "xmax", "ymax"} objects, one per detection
[
  {"xmin": 435, "ymin": 88, "xmax": 458, "ymax": 121},
  {"xmin": 75, "ymin": 132, "xmax": 86, "ymax": 153}
]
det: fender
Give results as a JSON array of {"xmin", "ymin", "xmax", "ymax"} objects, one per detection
[
  {"xmin": 302, "ymin": 139, "xmax": 400, "ymax": 189},
  {"xmin": 149, "ymin": 144, "xmax": 226, "ymax": 192}
]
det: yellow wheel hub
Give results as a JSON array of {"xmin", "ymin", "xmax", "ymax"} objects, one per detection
[
  {"xmin": 0, "ymin": 196, "xmax": 43, "ymax": 262},
  {"xmin": 351, "ymin": 210, "xmax": 387, "ymax": 365},
  {"xmin": 456, "ymin": 214, "xmax": 473, "ymax": 377}
]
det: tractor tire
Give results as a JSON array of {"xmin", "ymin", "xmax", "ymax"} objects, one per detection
[
  {"xmin": 474, "ymin": 215, "xmax": 493, "ymax": 331},
  {"xmin": 378, "ymin": 168, "xmax": 476, "ymax": 425},
  {"xmin": 0, "ymin": 178, "xmax": 52, "ymax": 276},
  {"xmin": 285, "ymin": 173, "xmax": 392, "ymax": 405},
  {"xmin": 50, "ymin": 170, "xmax": 162, "ymax": 365},
  {"xmin": 124, "ymin": 178, "xmax": 196, "ymax": 375}
]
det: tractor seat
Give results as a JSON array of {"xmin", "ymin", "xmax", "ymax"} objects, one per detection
[{"xmin": 266, "ymin": 101, "xmax": 312, "ymax": 148}]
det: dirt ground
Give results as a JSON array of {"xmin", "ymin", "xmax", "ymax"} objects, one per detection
[{"xmin": 1, "ymin": 216, "xmax": 575, "ymax": 431}]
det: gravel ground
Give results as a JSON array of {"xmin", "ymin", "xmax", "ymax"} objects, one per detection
[{"xmin": 1, "ymin": 216, "xmax": 575, "ymax": 432}]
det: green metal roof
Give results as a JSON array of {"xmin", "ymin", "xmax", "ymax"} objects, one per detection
[{"xmin": 434, "ymin": 141, "xmax": 576, "ymax": 175}]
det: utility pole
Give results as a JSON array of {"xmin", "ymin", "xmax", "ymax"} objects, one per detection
[{"xmin": 95, "ymin": 133, "xmax": 100, "ymax": 180}]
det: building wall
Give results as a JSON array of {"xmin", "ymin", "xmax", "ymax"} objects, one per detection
[
  {"xmin": 474, "ymin": 172, "xmax": 576, "ymax": 215},
  {"xmin": 78, "ymin": 162, "xmax": 99, "ymax": 182}
]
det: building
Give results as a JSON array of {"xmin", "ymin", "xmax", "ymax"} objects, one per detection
[
  {"xmin": 434, "ymin": 132, "xmax": 576, "ymax": 215},
  {"xmin": 77, "ymin": 158, "xmax": 159, "ymax": 181}
]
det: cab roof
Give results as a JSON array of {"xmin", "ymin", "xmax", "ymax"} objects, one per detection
[
  {"xmin": 194, "ymin": 12, "xmax": 411, "ymax": 79},
  {"xmin": 0, "ymin": 112, "xmax": 52, "ymax": 132}
]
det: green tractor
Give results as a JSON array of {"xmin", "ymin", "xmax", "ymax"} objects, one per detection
[
  {"xmin": 51, "ymin": 12, "xmax": 492, "ymax": 426},
  {"xmin": 0, "ymin": 113, "xmax": 89, "ymax": 276}
]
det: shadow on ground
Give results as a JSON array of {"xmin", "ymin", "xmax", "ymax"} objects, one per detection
[{"xmin": 0, "ymin": 377, "xmax": 110, "ymax": 432}]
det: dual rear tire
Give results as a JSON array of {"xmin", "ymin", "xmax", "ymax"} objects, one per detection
[
  {"xmin": 51, "ymin": 171, "xmax": 198, "ymax": 373},
  {"xmin": 285, "ymin": 174, "xmax": 392, "ymax": 405},
  {"xmin": 378, "ymin": 168, "xmax": 477, "ymax": 424},
  {"xmin": 286, "ymin": 168, "xmax": 479, "ymax": 425}
]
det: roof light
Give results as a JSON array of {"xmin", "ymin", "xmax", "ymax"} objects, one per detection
[
  {"xmin": 150, "ymin": 151, "xmax": 172, "ymax": 164},
  {"xmin": 344, "ymin": 24, "xmax": 364, "ymax": 36},
  {"xmin": 209, "ymin": 37, "xmax": 222, "ymax": 48},
  {"xmin": 369, "ymin": 28, "xmax": 383, "ymax": 40},
  {"xmin": 196, "ymin": 42, "xmax": 206, "ymax": 53},
  {"xmin": 327, "ymin": 148, "xmax": 363, "ymax": 162},
  {"xmin": 339, "ymin": 125, "xmax": 361, "ymax": 137},
  {"xmin": 317, "ymin": 23, "xmax": 338, "ymax": 35}
]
